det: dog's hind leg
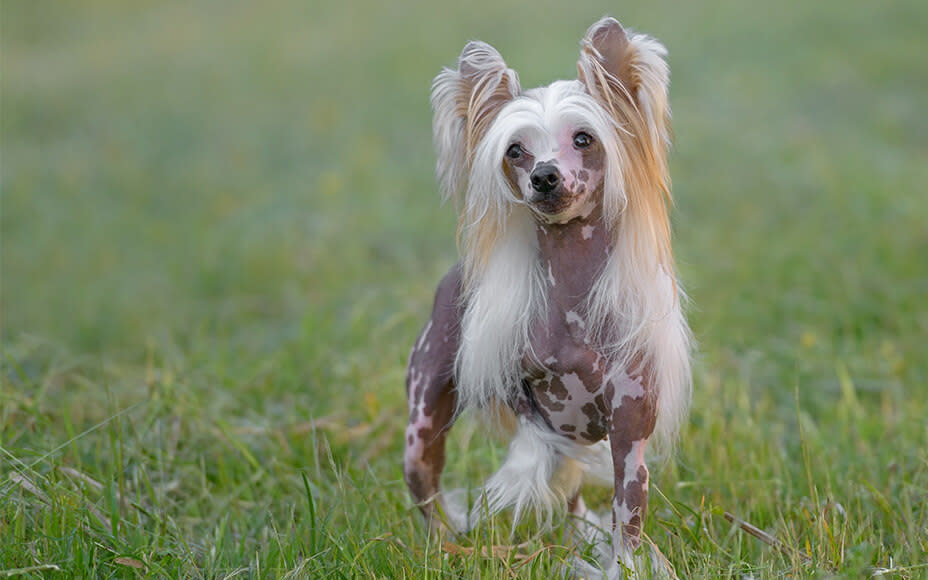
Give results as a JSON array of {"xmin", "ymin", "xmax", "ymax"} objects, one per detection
[{"xmin": 403, "ymin": 265, "xmax": 463, "ymax": 532}]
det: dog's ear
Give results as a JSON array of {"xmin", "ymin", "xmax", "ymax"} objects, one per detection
[
  {"xmin": 579, "ymin": 17, "xmax": 632, "ymax": 91},
  {"xmin": 432, "ymin": 41, "xmax": 520, "ymax": 203},
  {"xmin": 578, "ymin": 17, "xmax": 671, "ymax": 192}
]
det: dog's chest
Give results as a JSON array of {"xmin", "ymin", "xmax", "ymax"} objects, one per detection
[
  {"xmin": 512, "ymin": 214, "xmax": 647, "ymax": 443},
  {"xmin": 518, "ymin": 309, "xmax": 617, "ymax": 443}
]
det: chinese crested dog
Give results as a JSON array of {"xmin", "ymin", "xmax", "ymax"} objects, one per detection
[{"xmin": 404, "ymin": 16, "xmax": 692, "ymax": 578}]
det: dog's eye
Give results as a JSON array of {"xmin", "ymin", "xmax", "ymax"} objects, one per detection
[
  {"xmin": 573, "ymin": 132, "xmax": 593, "ymax": 149},
  {"xmin": 506, "ymin": 144, "xmax": 523, "ymax": 159}
]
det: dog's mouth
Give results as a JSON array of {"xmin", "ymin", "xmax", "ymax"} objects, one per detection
[
  {"xmin": 531, "ymin": 195, "xmax": 572, "ymax": 216},
  {"xmin": 528, "ymin": 186, "xmax": 583, "ymax": 219}
]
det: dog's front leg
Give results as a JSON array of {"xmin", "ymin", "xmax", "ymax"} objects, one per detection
[
  {"xmin": 403, "ymin": 370, "xmax": 456, "ymax": 531},
  {"xmin": 403, "ymin": 265, "xmax": 463, "ymax": 533},
  {"xmin": 607, "ymin": 380, "xmax": 657, "ymax": 574}
]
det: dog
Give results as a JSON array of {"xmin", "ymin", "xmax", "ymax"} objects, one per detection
[{"xmin": 403, "ymin": 16, "xmax": 692, "ymax": 577}]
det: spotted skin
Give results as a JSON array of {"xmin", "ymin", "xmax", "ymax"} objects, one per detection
[
  {"xmin": 405, "ymin": 125, "xmax": 657, "ymax": 560},
  {"xmin": 403, "ymin": 264, "xmax": 463, "ymax": 528},
  {"xmin": 519, "ymin": 195, "xmax": 657, "ymax": 558}
]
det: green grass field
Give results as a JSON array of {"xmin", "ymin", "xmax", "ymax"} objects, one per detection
[{"xmin": 2, "ymin": 0, "xmax": 926, "ymax": 577}]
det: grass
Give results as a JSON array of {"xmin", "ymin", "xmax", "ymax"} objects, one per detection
[{"xmin": 2, "ymin": 0, "xmax": 926, "ymax": 577}]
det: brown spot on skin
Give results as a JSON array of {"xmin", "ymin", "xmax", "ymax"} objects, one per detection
[
  {"xmin": 623, "ymin": 515, "xmax": 642, "ymax": 543},
  {"xmin": 407, "ymin": 434, "xmax": 415, "ymax": 446},
  {"xmin": 579, "ymin": 402, "xmax": 607, "ymax": 440},
  {"xmin": 535, "ymin": 388, "xmax": 566, "ymax": 413},
  {"xmin": 560, "ymin": 424, "xmax": 576, "ymax": 432},
  {"xmin": 610, "ymin": 394, "xmax": 657, "ymax": 465},
  {"xmin": 581, "ymin": 139, "xmax": 605, "ymax": 173},
  {"xmin": 548, "ymin": 375, "xmax": 569, "ymax": 401},
  {"xmin": 580, "ymin": 423, "xmax": 606, "ymax": 441},
  {"xmin": 584, "ymin": 374, "xmax": 599, "ymax": 393},
  {"xmin": 581, "ymin": 402, "xmax": 597, "ymax": 419},
  {"xmin": 621, "ymin": 465, "xmax": 649, "ymax": 538}
]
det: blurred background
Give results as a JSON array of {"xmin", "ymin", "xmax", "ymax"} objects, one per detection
[
  {"xmin": 2, "ymin": 0, "xmax": 927, "ymax": 575},
  {"xmin": 4, "ymin": 0, "xmax": 925, "ymax": 407}
]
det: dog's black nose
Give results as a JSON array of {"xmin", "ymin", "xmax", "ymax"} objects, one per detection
[{"xmin": 530, "ymin": 164, "xmax": 561, "ymax": 194}]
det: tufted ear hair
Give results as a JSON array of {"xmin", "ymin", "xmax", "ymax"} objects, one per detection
[
  {"xmin": 431, "ymin": 41, "xmax": 520, "ymax": 204},
  {"xmin": 578, "ymin": 17, "xmax": 671, "ymax": 206}
]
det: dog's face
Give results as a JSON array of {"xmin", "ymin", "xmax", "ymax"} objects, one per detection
[
  {"xmin": 496, "ymin": 84, "xmax": 607, "ymax": 224},
  {"xmin": 432, "ymin": 17, "xmax": 672, "ymax": 270}
]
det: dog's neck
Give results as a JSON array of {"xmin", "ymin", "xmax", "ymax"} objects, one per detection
[{"xmin": 535, "ymin": 203, "xmax": 610, "ymax": 313}]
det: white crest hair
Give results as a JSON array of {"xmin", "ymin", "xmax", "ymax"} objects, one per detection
[{"xmin": 431, "ymin": 18, "xmax": 692, "ymax": 460}]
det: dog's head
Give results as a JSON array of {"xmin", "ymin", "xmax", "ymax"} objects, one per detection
[{"xmin": 432, "ymin": 17, "xmax": 672, "ymax": 258}]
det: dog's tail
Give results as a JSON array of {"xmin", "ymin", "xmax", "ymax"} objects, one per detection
[{"xmin": 443, "ymin": 417, "xmax": 613, "ymax": 532}]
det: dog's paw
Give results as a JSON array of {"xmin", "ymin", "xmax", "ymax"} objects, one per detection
[
  {"xmin": 434, "ymin": 488, "xmax": 471, "ymax": 534},
  {"xmin": 613, "ymin": 542, "xmax": 678, "ymax": 580}
]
